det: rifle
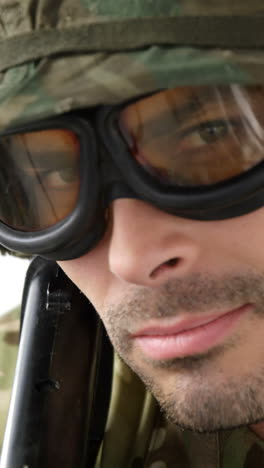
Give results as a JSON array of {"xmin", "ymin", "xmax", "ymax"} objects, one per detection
[{"xmin": 0, "ymin": 256, "xmax": 113, "ymax": 468}]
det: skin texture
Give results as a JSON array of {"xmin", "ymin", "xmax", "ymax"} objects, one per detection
[{"xmin": 59, "ymin": 198, "xmax": 264, "ymax": 436}]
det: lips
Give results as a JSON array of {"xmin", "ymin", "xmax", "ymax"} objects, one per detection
[{"xmin": 132, "ymin": 304, "xmax": 251, "ymax": 360}]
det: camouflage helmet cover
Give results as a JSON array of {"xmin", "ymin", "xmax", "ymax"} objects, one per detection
[{"xmin": 0, "ymin": 0, "xmax": 263, "ymax": 127}]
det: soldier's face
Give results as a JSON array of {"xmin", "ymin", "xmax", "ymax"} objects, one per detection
[{"xmin": 59, "ymin": 199, "xmax": 264, "ymax": 432}]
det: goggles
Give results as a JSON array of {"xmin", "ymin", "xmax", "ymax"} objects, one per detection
[{"xmin": 1, "ymin": 84, "xmax": 264, "ymax": 260}]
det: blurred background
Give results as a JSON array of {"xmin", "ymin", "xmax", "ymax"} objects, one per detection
[
  {"xmin": 0, "ymin": 255, "xmax": 30, "ymax": 450},
  {"xmin": 0, "ymin": 255, "xmax": 30, "ymax": 316}
]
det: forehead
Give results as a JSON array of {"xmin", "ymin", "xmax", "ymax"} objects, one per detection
[{"xmin": 122, "ymin": 85, "xmax": 264, "ymax": 120}]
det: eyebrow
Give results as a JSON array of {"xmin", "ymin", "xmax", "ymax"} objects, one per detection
[
  {"xmin": 127, "ymin": 87, "xmax": 233, "ymax": 140},
  {"xmin": 169, "ymin": 88, "xmax": 224, "ymax": 121}
]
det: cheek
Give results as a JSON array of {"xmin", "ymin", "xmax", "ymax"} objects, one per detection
[{"xmin": 202, "ymin": 208, "xmax": 264, "ymax": 269}]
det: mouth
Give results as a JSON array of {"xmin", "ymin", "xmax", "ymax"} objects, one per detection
[{"xmin": 132, "ymin": 304, "xmax": 252, "ymax": 360}]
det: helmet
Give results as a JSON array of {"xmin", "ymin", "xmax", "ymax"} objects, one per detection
[{"xmin": 0, "ymin": 0, "xmax": 262, "ymax": 129}]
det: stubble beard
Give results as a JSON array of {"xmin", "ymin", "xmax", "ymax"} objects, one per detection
[{"xmin": 101, "ymin": 272, "xmax": 264, "ymax": 432}]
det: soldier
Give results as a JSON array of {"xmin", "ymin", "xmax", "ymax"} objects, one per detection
[{"xmin": 1, "ymin": 0, "xmax": 264, "ymax": 466}]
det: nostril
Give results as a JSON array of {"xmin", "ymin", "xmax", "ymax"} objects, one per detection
[
  {"xmin": 166, "ymin": 258, "xmax": 179, "ymax": 267},
  {"xmin": 150, "ymin": 257, "xmax": 180, "ymax": 279}
]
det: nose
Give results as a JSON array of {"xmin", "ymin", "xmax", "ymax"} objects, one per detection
[{"xmin": 108, "ymin": 199, "xmax": 200, "ymax": 286}]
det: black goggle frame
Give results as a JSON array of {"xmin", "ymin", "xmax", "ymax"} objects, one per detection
[{"xmin": 1, "ymin": 105, "xmax": 264, "ymax": 260}]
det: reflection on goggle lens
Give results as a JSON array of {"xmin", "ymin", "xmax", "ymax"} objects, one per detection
[
  {"xmin": 0, "ymin": 129, "xmax": 80, "ymax": 231},
  {"xmin": 119, "ymin": 85, "xmax": 264, "ymax": 186}
]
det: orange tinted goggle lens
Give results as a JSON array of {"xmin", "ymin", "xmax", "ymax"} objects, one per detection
[
  {"xmin": 119, "ymin": 85, "xmax": 264, "ymax": 187},
  {"xmin": 0, "ymin": 128, "xmax": 81, "ymax": 231}
]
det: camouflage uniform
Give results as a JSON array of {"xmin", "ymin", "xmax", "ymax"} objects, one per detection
[
  {"xmin": 97, "ymin": 356, "xmax": 264, "ymax": 468},
  {"xmin": 0, "ymin": 0, "xmax": 264, "ymax": 466}
]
